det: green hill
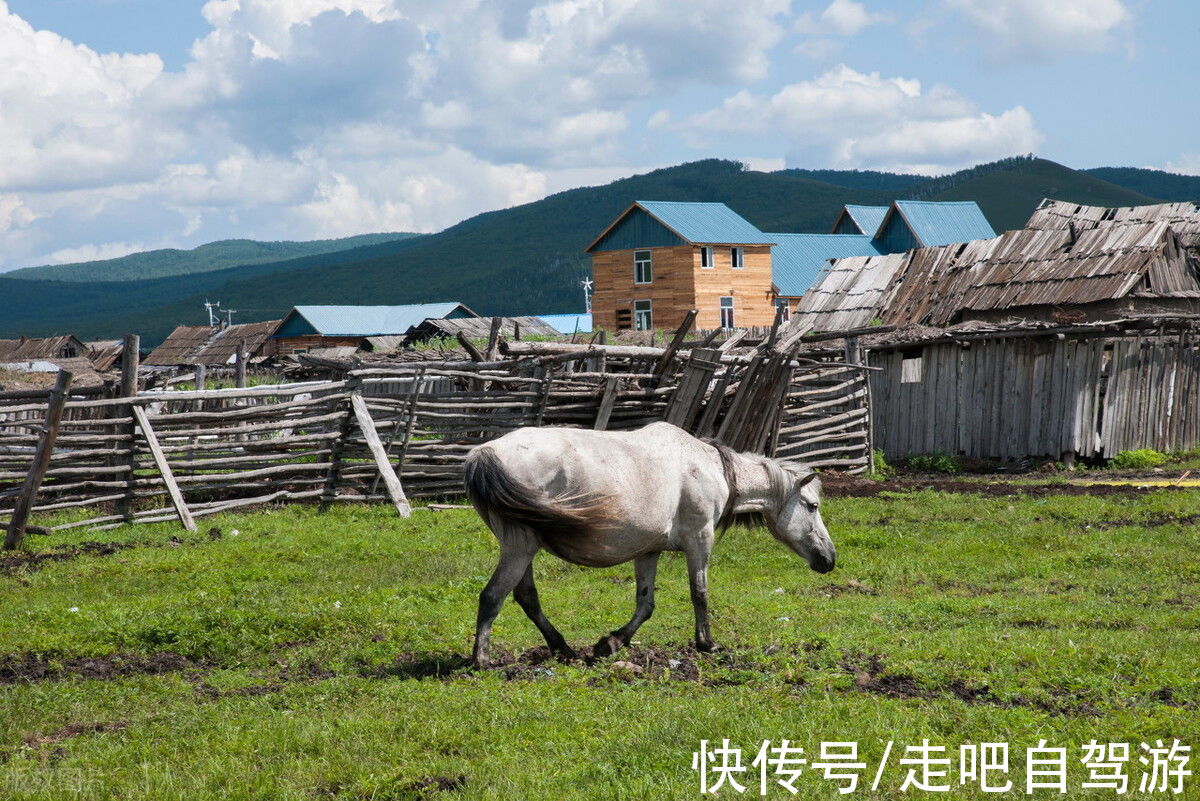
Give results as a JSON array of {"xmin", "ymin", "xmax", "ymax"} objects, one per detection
[
  {"xmin": 776, "ymin": 168, "xmax": 927, "ymax": 193},
  {"xmin": 5, "ymin": 232, "xmax": 420, "ymax": 283},
  {"xmin": 922, "ymin": 157, "xmax": 1157, "ymax": 232},
  {"xmin": 0, "ymin": 156, "xmax": 1184, "ymax": 344},
  {"xmin": 1083, "ymin": 167, "xmax": 1200, "ymax": 202}
]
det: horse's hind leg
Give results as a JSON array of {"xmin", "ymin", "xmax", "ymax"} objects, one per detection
[
  {"xmin": 685, "ymin": 542, "xmax": 717, "ymax": 652},
  {"xmin": 513, "ymin": 565, "xmax": 576, "ymax": 660},
  {"xmin": 593, "ymin": 552, "xmax": 660, "ymax": 658},
  {"xmin": 473, "ymin": 527, "xmax": 538, "ymax": 669}
]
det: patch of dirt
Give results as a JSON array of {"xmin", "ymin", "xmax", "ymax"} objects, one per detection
[
  {"xmin": 819, "ymin": 578, "xmax": 879, "ymax": 597},
  {"xmin": 1148, "ymin": 688, "xmax": 1195, "ymax": 709},
  {"xmin": 277, "ymin": 661, "xmax": 336, "ymax": 682},
  {"xmin": 361, "ymin": 652, "xmax": 471, "ymax": 680},
  {"xmin": 0, "ymin": 651, "xmax": 202, "ymax": 684},
  {"xmin": 840, "ymin": 652, "xmax": 1102, "ymax": 716},
  {"xmin": 1094, "ymin": 513, "xmax": 1200, "ymax": 529},
  {"xmin": 22, "ymin": 720, "xmax": 128, "ymax": 748},
  {"xmin": 400, "ymin": 775, "xmax": 468, "ymax": 795},
  {"xmin": 821, "ymin": 475, "xmax": 1169, "ymax": 499},
  {"xmin": 0, "ymin": 541, "xmax": 135, "ymax": 576}
]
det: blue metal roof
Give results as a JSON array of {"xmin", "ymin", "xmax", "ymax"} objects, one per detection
[
  {"xmin": 278, "ymin": 303, "xmax": 474, "ymax": 337},
  {"xmin": 837, "ymin": 205, "xmax": 889, "ymax": 235},
  {"xmin": 634, "ymin": 201, "xmax": 775, "ymax": 245},
  {"xmin": 888, "ymin": 200, "xmax": 996, "ymax": 247},
  {"xmin": 537, "ymin": 313, "xmax": 593, "ymax": 334},
  {"xmin": 768, "ymin": 233, "xmax": 884, "ymax": 297}
]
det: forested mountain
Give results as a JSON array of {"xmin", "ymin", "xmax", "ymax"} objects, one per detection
[
  {"xmin": 5, "ymin": 233, "xmax": 419, "ymax": 283},
  {"xmin": 1083, "ymin": 167, "xmax": 1200, "ymax": 202},
  {"xmin": 0, "ymin": 157, "xmax": 1185, "ymax": 344}
]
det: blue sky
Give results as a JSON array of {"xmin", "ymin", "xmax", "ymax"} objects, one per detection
[{"xmin": 0, "ymin": 0, "xmax": 1196, "ymax": 270}]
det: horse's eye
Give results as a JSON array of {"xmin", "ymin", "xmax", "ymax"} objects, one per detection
[{"xmin": 806, "ymin": 501, "xmax": 819, "ymax": 513}]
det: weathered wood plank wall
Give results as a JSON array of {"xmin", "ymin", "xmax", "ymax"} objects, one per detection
[{"xmin": 869, "ymin": 334, "xmax": 1200, "ymax": 460}]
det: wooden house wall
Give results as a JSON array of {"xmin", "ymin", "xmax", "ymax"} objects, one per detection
[
  {"xmin": 874, "ymin": 212, "xmax": 919, "ymax": 254},
  {"xmin": 590, "ymin": 207, "xmax": 687, "ymax": 252},
  {"xmin": 591, "ymin": 245, "xmax": 697, "ymax": 332},
  {"xmin": 692, "ymin": 245, "xmax": 776, "ymax": 330},
  {"xmin": 1101, "ymin": 338, "xmax": 1200, "ymax": 454},
  {"xmin": 270, "ymin": 335, "xmax": 366, "ymax": 356},
  {"xmin": 591, "ymin": 244, "xmax": 777, "ymax": 332},
  {"xmin": 869, "ymin": 337, "xmax": 1109, "ymax": 460}
]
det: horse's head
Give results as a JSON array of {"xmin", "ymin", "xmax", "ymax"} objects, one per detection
[{"xmin": 765, "ymin": 463, "xmax": 836, "ymax": 574}]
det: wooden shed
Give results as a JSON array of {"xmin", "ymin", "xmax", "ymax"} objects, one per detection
[
  {"xmin": 270, "ymin": 303, "xmax": 477, "ymax": 355},
  {"xmin": 0, "ymin": 335, "xmax": 88, "ymax": 362},
  {"xmin": 404, "ymin": 316, "xmax": 559, "ymax": 344},
  {"xmin": 144, "ymin": 319, "xmax": 282, "ymax": 366},
  {"xmin": 856, "ymin": 318, "xmax": 1200, "ymax": 462},
  {"xmin": 788, "ymin": 198, "xmax": 1200, "ymax": 333}
]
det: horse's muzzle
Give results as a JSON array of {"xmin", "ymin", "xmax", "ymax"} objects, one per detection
[{"xmin": 809, "ymin": 552, "xmax": 836, "ymax": 574}]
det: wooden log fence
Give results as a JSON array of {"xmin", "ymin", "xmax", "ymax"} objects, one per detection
[{"xmin": 0, "ymin": 335, "xmax": 874, "ymax": 535}]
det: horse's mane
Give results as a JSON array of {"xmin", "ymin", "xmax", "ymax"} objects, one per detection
[{"xmin": 704, "ymin": 439, "xmax": 809, "ymax": 532}]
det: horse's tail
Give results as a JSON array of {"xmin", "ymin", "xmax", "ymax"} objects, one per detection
[{"xmin": 463, "ymin": 446, "xmax": 615, "ymax": 539}]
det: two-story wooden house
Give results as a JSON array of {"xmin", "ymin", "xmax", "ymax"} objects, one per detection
[
  {"xmin": 585, "ymin": 201, "xmax": 778, "ymax": 332},
  {"xmin": 586, "ymin": 199, "xmax": 996, "ymax": 332}
]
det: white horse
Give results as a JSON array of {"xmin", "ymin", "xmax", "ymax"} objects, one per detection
[{"xmin": 463, "ymin": 422, "xmax": 835, "ymax": 668}]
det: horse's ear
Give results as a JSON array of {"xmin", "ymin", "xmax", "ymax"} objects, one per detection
[{"xmin": 795, "ymin": 471, "xmax": 818, "ymax": 489}]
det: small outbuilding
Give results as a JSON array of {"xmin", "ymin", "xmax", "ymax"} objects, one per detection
[
  {"xmin": 270, "ymin": 303, "xmax": 477, "ymax": 355},
  {"xmin": 404, "ymin": 316, "xmax": 559, "ymax": 344},
  {"xmin": 144, "ymin": 319, "xmax": 283, "ymax": 366}
]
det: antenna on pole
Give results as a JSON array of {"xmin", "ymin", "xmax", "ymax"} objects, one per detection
[
  {"xmin": 204, "ymin": 300, "xmax": 218, "ymax": 327},
  {"xmin": 222, "ymin": 308, "xmax": 237, "ymax": 327}
]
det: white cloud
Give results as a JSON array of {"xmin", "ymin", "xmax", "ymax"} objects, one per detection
[
  {"xmin": 1164, "ymin": 155, "xmax": 1200, "ymax": 177},
  {"xmin": 743, "ymin": 157, "xmax": 787, "ymax": 173},
  {"xmin": 0, "ymin": 6, "xmax": 169, "ymax": 192},
  {"xmin": 945, "ymin": 0, "xmax": 1132, "ymax": 62},
  {"xmin": 794, "ymin": 0, "xmax": 888, "ymax": 60},
  {"xmin": 0, "ymin": 0, "xmax": 800, "ymax": 267},
  {"xmin": 677, "ymin": 65, "xmax": 1042, "ymax": 174},
  {"xmin": 796, "ymin": 0, "xmax": 888, "ymax": 36},
  {"xmin": 44, "ymin": 241, "xmax": 148, "ymax": 265},
  {"xmin": 795, "ymin": 38, "xmax": 844, "ymax": 61}
]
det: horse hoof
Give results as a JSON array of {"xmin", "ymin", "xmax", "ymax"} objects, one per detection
[
  {"xmin": 695, "ymin": 641, "xmax": 721, "ymax": 654},
  {"xmin": 555, "ymin": 647, "xmax": 580, "ymax": 662},
  {"xmin": 592, "ymin": 634, "xmax": 623, "ymax": 658}
]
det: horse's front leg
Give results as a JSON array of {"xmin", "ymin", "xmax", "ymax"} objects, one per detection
[
  {"xmin": 685, "ymin": 536, "xmax": 717, "ymax": 652},
  {"xmin": 593, "ymin": 552, "xmax": 660, "ymax": 658}
]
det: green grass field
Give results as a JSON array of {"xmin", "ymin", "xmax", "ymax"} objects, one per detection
[{"xmin": 1, "ymin": 488, "xmax": 1197, "ymax": 799}]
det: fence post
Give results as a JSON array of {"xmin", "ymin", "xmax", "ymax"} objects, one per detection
[
  {"xmin": 235, "ymin": 340, "xmax": 247, "ymax": 388},
  {"xmin": 194, "ymin": 363, "xmax": 207, "ymax": 392},
  {"xmin": 843, "ymin": 335, "xmax": 875, "ymax": 475},
  {"xmin": 4, "ymin": 370, "xmax": 73, "ymax": 550},
  {"xmin": 593, "ymin": 376, "xmax": 619, "ymax": 430},
  {"xmin": 351, "ymin": 393, "xmax": 412, "ymax": 517},
  {"xmin": 120, "ymin": 334, "xmax": 140, "ymax": 396},
  {"xmin": 116, "ymin": 334, "xmax": 139, "ymax": 522},
  {"xmin": 320, "ymin": 381, "xmax": 358, "ymax": 510},
  {"xmin": 132, "ymin": 405, "xmax": 196, "ymax": 531}
]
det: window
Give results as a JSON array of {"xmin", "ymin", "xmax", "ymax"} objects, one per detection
[
  {"xmin": 634, "ymin": 249, "xmax": 652, "ymax": 284},
  {"xmin": 775, "ymin": 298, "xmax": 790, "ymax": 322},
  {"xmin": 719, "ymin": 296, "xmax": 735, "ymax": 329},
  {"xmin": 634, "ymin": 299, "xmax": 653, "ymax": 331},
  {"xmin": 700, "ymin": 246, "xmax": 714, "ymax": 269},
  {"xmin": 731, "ymin": 247, "xmax": 744, "ymax": 269},
  {"xmin": 901, "ymin": 354, "xmax": 923, "ymax": 383}
]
